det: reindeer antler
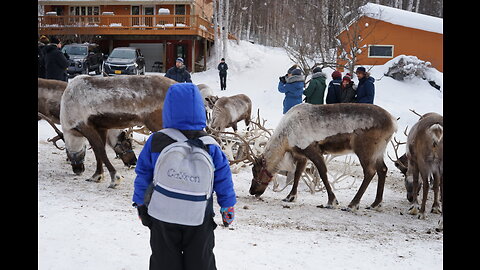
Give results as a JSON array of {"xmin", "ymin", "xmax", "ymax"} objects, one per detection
[
  {"xmin": 209, "ymin": 129, "xmax": 259, "ymax": 165},
  {"xmin": 387, "ymin": 125, "xmax": 409, "ymax": 169},
  {"xmin": 38, "ymin": 112, "xmax": 65, "ymax": 150}
]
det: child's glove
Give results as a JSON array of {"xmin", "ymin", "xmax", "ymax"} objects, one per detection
[
  {"xmin": 136, "ymin": 204, "xmax": 152, "ymax": 228},
  {"xmin": 220, "ymin": 207, "xmax": 234, "ymax": 226}
]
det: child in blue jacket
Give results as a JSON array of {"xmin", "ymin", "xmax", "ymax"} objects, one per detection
[{"xmin": 132, "ymin": 83, "xmax": 236, "ymax": 270}]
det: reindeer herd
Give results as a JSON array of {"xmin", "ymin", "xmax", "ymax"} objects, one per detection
[{"xmin": 38, "ymin": 74, "xmax": 443, "ymax": 231}]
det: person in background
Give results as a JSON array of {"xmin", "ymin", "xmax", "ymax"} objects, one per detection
[
  {"xmin": 132, "ymin": 83, "xmax": 236, "ymax": 270},
  {"xmin": 355, "ymin": 66, "xmax": 375, "ymax": 104},
  {"xmin": 325, "ymin": 70, "xmax": 342, "ymax": 104},
  {"xmin": 217, "ymin": 58, "xmax": 228, "ymax": 90},
  {"xmin": 38, "ymin": 35, "xmax": 50, "ymax": 78},
  {"xmin": 278, "ymin": 68, "xmax": 305, "ymax": 114},
  {"xmin": 165, "ymin": 57, "xmax": 192, "ymax": 83},
  {"xmin": 339, "ymin": 74, "xmax": 357, "ymax": 103},
  {"xmin": 303, "ymin": 66, "xmax": 327, "ymax": 105},
  {"xmin": 43, "ymin": 36, "xmax": 69, "ymax": 82}
]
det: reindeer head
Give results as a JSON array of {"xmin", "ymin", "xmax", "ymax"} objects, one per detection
[
  {"xmin": 113, "ymin": 130, "xmax": 137, "ymax": 167},
  {"xmin": 205, "ymin": 95, "xmax": 219, "ymax": 110},
  {"xmin": 66, "ymin": 145, "xmax": 86, "ymax": 175},
  {"xmin": 249, "ymin": 156, "xmax": 273, "ymax": 197}
]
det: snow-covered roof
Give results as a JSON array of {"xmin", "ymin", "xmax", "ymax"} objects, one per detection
[{"xmin": 359, "ymin": 3, "xmax": 442, "ymax": 34}]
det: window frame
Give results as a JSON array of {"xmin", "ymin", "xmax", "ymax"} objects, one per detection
[{"xmin": 367, "ymin": 44, "xmax": 394, "ymax": 58}]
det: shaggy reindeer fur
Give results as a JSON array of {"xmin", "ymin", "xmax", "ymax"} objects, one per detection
[
  {"xmin": 404, "ymin": 112, "xmax": 443, "ymax": 220},
  {"xmin": 250, "ymin": 103, "xmax": 397, "ymax": 211},
  {"xmin": 60, "ymin": 75, "xmax": 175, "ymax": 187},
  {"xmin": 210, "ymin": 94, "xmax": 252, "ymax": 131},
  {"xmin": 38, "ymin": 78, "xmax": 137, "ymax": 168}
]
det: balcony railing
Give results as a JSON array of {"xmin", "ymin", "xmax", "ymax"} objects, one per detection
[{"xmin": 38, "ymin": 14, "xmax": 214, "ymax": 40}]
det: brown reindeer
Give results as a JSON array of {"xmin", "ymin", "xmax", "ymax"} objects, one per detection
[
  {"xmin": 38, "ymin": 78, "xmax": 137, "ymax": 168},
  {"xmin": 248, "ymin": 103, "xmax": 397, "ymax": 212},
  {"xmin": 59, "ymin": 74, "xmax": 176, "ymax": 188},
  {"xmin": 403, "ymin": 112, "xmax": 443, "ymax": 220},
  {"xmin": 208, "ymin": 94, "xmax": 252, "ymax": 132}
]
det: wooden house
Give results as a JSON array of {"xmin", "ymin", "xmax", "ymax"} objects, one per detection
[
  {"xmin": 336, "ymin": 3, "xmax": 443, "ymax": 72},
  {"xmin": 38, "ymin": 0, "xmax": 216, "ymax": 72}
]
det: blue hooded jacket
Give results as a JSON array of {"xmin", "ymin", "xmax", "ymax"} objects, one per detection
[
  {"xmin": 356, "ymin": 76, "xmax": 375, "ymax": 104},
  {"xmin": 278, "ymin": 75, "xmax": 304, "ymax": 114},
  {"xmin": 132, "ymin": 83, "xmax": 236, "ymax": 208}
]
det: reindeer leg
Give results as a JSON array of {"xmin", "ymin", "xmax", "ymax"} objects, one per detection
[
  {"xmin": 418, "ymin": 169, "xmax": 430, "ymax": 219},
  {"xmin": 408, "ymin": 164, "xmax": 421, "ymax": 215},
  {"xmin": 431, "ymin": 172, "xmax": 442, "ymax": 214},
  {"xmin": 367, "ymin": 159, "xmax": 387, "ymax": 211},
  {"xmin": 345, "ymin": 160, "xmax": 376, "ymax": 212},
  {"xmin": 283, "ymin": 158, "xmax": 307, "ymax": 202},
  {"xmin": 79, "ymin": 124, "xmax": 122, "ymax": 188},
  {"xmin": 300, "ymin": 146, "xmax": 338, "ymax": 208}
]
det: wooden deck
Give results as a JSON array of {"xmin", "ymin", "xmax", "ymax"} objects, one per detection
[{"xmin": 38, "ymin": 14, "xmax": 214, "ymax": 40}]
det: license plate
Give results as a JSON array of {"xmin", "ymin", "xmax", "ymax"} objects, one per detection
[{"xmin": 115, "ymin": 70, "xmax": 122, "ymax": 74}]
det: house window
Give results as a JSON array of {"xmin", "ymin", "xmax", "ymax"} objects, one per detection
[
  {"xmin": 70, "ymin": 6, "xmax": 100, "ymax": 23},
  {"xmin": 368, "ymin": 45, "xmax": 394, "ymax": 58}
]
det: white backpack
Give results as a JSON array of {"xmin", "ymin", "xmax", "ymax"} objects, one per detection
[{"xmin": 147, "ymin": 128, "xmax": 219, "ymax": 226}]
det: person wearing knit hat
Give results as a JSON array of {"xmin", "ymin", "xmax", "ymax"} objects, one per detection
[
  {"xmin": 278, "ymin": 67, "xmax": 305, "ymax": 114},
  {"xmin": 217, "ymin": 58, "xmax": 228, "ymax": 90},
  {"xmin": 325, "ymin": 70, "xmax": 342, "ymax": 104},
  {"xmin": 339, "ymin": 75, "xmax": 357, "ymax": 103},
  {"xmin": 165, "ymin": 57, "xmax": 192, "ymax": 83},
  {"xmin": 355, "ymin": 66, "xmax": 375, "ymax": 104},
  {"xmin": 43, "ymin": 36, "xmax": 68, "ymax": 81},
  {"xmin": 303, "ymin": 67, "xmax": 327, "ymax": 105}
]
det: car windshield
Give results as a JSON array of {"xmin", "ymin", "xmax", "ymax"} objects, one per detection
[
  {"xmin": 109, "ymin": 49, "xmax": 136, "ymax": 59},
  {"xmin": 63, "ymin": 46, "xmax": 88, "ymax": 56}
]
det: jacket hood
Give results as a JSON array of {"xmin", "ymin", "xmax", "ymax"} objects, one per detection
[{"xmin": 162, "ymin": 83, "xmax": 206, "ymax": 130}]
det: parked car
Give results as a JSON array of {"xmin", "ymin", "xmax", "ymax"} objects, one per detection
[
  {"xmin": 103, "ymin": 47, "xmax": 146, "ymax": 75},
  {"xmin": 62, "ymin": 43, "xmax": 103, "ymax": 77}
]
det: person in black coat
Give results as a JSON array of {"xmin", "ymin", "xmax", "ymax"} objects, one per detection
[
  {"xmin": 165, "ymin": 57, "xmax": 192, "ymax": 83},
  {"xmin": 217, "ymin": 58, "xmax": 228, "ymax": 90},
  {"xmin": 38, "ymin": 35, "xmax": 50, "ymax": 78},
  {"xmin": 44, "ymin": 36, "xmax": 69, "ymax": 82},
  {"xmin": 339, "ymin": 75, "xmax": 357, "ymax": 103},
  {"xmin": 325, "ymin": 70, "xmax": 342, "ymax": 104}
]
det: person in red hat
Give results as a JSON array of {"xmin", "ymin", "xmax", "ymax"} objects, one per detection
[
  {"xmin": 325, "ymin": 70, "xmax": 342, "ymax": 104},
  {"xmin": 339, "ymin": 74, "xmax": 357, "ymax": 103}
]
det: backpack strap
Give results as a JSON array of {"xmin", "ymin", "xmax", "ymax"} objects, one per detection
[
  {"xmin": 159, "ymin": 128, "xmax": 220, "ymax": 147},
  {"xmin": 158, "ymin": 128, "xmax": 188, "ymax": 142},
  {"xmin": 199, "ymin": 136, "xmax": 220, "ymax": 147}
]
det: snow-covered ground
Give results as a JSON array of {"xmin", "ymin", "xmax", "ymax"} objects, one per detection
[{"xmin": 38, "ymin": 40, "xmax": 443, "ymax": 269}]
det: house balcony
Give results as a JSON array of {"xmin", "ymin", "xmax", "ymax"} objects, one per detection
[{"xmin": 38, "ymin": 14, "xmax": 214, "ymax": 41}]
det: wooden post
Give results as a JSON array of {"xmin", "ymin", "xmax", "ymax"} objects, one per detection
[
  {"xmin": 203, "ymin": 38, "xmax": 207, "ymax": 71},
  {"xmin": 192, "ymin": 39, "xmax": 196, "ymax": 73},
  {"xmin": 162, "ymin": 40, "xmax": 167, "ymax": 73}
]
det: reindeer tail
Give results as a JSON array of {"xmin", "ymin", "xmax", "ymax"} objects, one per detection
[{"xmin": 428, "ymin": 123, "xmax": 443, "ymax": 146}]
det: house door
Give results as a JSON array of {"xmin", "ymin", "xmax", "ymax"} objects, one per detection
[
  {"xmin": 144, "ymin": 6, "xmax": 154, "ymax": 27},
  {"xmin": 175, "ymin": 44, "xmax": 187, "ymax": 68}
]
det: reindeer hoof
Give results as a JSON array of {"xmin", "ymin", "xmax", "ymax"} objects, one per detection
[
  {"xmin": 408, "ymin": 204, "xmax": 419, "ymax": 215},
  {"xmin": 418, "ymin": 212, "xmax": 426, "ymax": 220},
  {"xmin": 108, "ymin": 175, "xmax": 123, "ymax": 188},
  {"xmin": 282, "ymin": 195, "xmax": 296, "ymax": 202},
  {"xmin": 86, "ymin": 174, "xmax": 104, "ymax": 183},
  {"xmin": 342, "ymin": 204, "xmax": 359, "ymax": 212},
  {"xmin": 366, "ymin": 203, "xmax": 383, "ymax": 212},
  {"xmin": 431, "ymin": 206, "xmax": 442, "ymax": 214}
]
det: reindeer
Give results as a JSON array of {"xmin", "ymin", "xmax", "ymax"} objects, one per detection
[
  {"xmin": 59, "ymin": 74, "xmax": 176, "ymax": 188},
  {"xmin": 196, "ymin": 83, "xmax": 215, "ymax": 123},
  {"xmin": 208, "ymin": 94, "xmax": 252, "ymax": 132},
  {"xmin": 38, "ymin": 78, "xmax": 137, "ymax": 168},
  {"xmin": 403, "ymin": 112, "xmax": 443, "ymax": 220},
  {"xmin": 248, "ymin": 103, "xmax": 397, "ymax": 212}
]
